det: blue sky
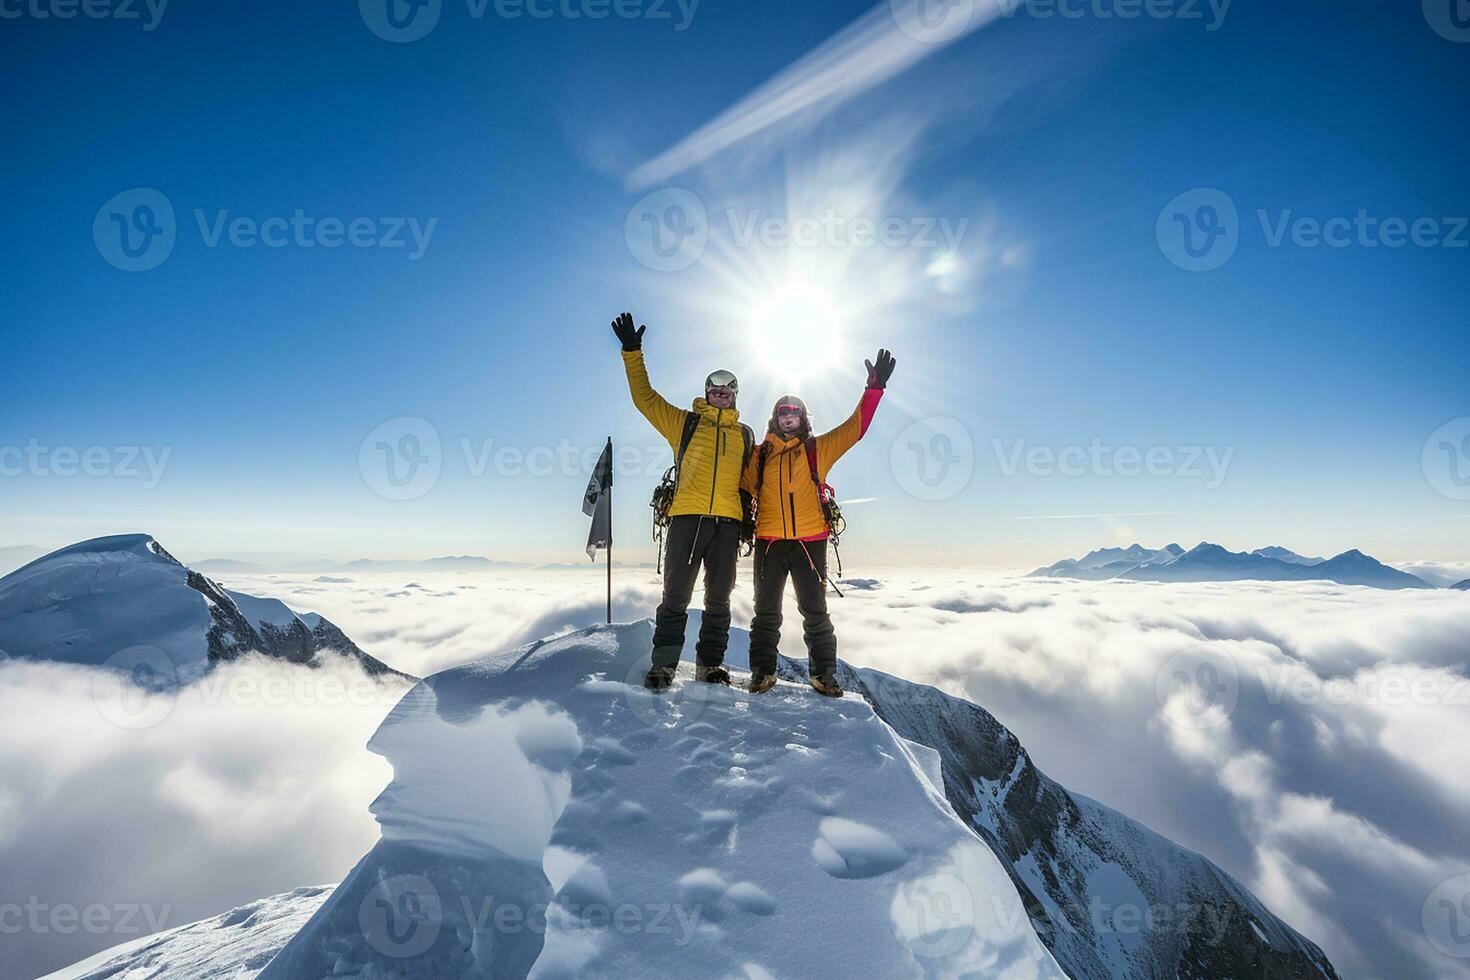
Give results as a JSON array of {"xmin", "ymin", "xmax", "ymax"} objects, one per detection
[{"xmin": 2, "ymin": 0, "xmax": 1467, "ymax": 566}]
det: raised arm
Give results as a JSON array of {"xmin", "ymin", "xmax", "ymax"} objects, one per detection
[
  {"xmin": 612, "ymin": 312, "xmax": 685, "ymax": 445},
  {"xmin": 814, "ymin": 349, "xmax": 895, "ymax": 474}
]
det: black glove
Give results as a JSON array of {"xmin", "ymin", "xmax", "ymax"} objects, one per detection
[
  {"xmin": 865, "ymin": 349, "xmax": 896, "ymax": 389},
  {"xmin": 612, "ymin": 312, "xmax": 646, "ymax": 352}
]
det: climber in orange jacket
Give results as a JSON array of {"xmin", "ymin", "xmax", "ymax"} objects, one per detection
[{"xmin": 741, "ymin": 349, "xmax": 895, "ymax": 698}]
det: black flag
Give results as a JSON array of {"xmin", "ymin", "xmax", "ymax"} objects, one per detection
[{"xmin": 584, "ymin": 440, "xmax": 612, "ymax": 561}]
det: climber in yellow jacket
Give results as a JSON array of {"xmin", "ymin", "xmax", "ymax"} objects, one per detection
[
  {"xmin": 741, "ymin": 349, "xmax": 895, "ymax": 698},
  {"xmin": 612, "ymin": 312, "xmax": 754, "ymax": 691}
]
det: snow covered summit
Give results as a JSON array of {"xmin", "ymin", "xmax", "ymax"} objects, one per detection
[
  {"xmin": 0, "ymin": 534, "xmax": 401, "ymax": 677},
  {"xmin": 258, "ymin": 622, "xmax": 1338, "ymax": 980}
]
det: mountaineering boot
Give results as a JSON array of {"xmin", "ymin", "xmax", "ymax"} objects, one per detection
[
  {"xmin": 695, "ymin": 665, "xmax": 732, "ymax": 685},
  {"xmin": 809, "ymin": 671, "xmax": 843, "ymax": 698},
  {"xmin": 747, "ymin": 673, "xmax": 777, "ymax": 694},
  {"xmin": 644, "ymin": 665, "xmax": 677, "ymax": 691}
]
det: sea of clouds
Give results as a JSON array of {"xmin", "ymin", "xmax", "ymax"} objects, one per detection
[{"xmin": 3, "ymin": 565, "xmax": 1468, "ymax": 978}]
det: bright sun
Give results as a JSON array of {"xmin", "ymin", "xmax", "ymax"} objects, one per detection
[{"xmin": 748, "ymin": 282, "xmax": 845, "ymax": 384}]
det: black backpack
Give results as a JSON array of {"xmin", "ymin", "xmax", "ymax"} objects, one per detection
[{"xmin": 650, "ymin": 413, "xmax": 756, "ymax": 569}]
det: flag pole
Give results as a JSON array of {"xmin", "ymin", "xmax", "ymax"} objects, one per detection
[{"xmin": 605, "ymin": 436, "xmax": 613, "ymax": 625}]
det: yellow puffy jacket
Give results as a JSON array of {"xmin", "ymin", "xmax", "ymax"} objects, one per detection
[
  {"xmin": 743, "ymin": 388, "xmax": 884, "ymax": 540},
  {"xmin": 621, "ymin": 350, "xmax": 750, "ymax": 520}
]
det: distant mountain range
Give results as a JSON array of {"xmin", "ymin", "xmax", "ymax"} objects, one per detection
[
  {"xmin": 1454, "ymin": 579, "xmax": 1470, "ymax": 591},
  {"xmin": 192, "ymin": 555, "xmax": 506, "ymax": 574},
  {"xmin": 1028, "ymin": 543, "xmax": 1187, "ymax": 581},
  {"xmin": 1031, "ymin": 542, "xmax": 1437, "ymax": 590}
]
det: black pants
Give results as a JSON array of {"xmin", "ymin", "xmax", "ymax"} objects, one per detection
[
  {"xmin": 652, "ymin": 515, "xmax": 741, "ymax": 669},
  {"xmin": 749, "ymin": 539, "xmax": 836, "ymax": 677}
]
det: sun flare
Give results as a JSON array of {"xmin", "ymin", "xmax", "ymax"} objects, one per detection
[{"xmin": 748, "ymin": 281, "xmax": 846, "ymax": 386}]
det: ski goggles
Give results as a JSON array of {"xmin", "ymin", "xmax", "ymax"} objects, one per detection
[
  {"xmin": 776, "ymin": 404, "xmax": 805, "ymax": 416},
  {"xmin": 704, "ymin": 370, "xmax": 739, "ymax": 393}
]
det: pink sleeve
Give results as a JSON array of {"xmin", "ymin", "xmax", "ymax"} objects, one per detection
[{"xmin": 858, "ymin": 387, "xmax": 884, "ymax": 436}]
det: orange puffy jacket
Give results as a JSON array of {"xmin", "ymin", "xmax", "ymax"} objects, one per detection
[{"xmin": 743, "ymin": 388, "xmax": 883, "ymax": 541}]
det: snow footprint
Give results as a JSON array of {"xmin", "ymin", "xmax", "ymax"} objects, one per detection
[
  {"xmin": 620, "ymin": 730, "xmax": 659, "ymax": 751},
  {"xmin": 683, "ymin": 722, "xmax": 722, "ymax": 740},
  {"xmin": 687, "ymin": 809, "xmax": 739, "ymax": 847},
  {"xmin": 609, "ymin": 800, "xmax": 650, "ymax": 824},
  {"xmin": 677, "ymin": 869, "xmax": 778, "ymax": 917},
  {"xmin": 677, "ymin": 868, "xmax": 730, "ymax": 904},
  {"xmin": 724, "ymin": 882, "xmax": 777, "ymax": 916},
  {"xmin": 811, "ymin": 817, "xmax": 909, "ymax": 879},
  {"xmin": 795, "ymin": 790, "xmax": 840, "ymax": 816},
  {"xmin": 584, "ymin": 736, "xmax": 637, "ymax": 766}
]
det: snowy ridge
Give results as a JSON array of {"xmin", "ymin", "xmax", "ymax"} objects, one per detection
[
  {"xmin": 258, "ymin": 621, "xmax": 1338, "ymax": 980},
  {"xmin": 262, "ymin": 622, "xmax": 1065, "ymax": 979},
  {"xmin": 0, "ymin": 534, "xmax": 404, "ymax": 678}
]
